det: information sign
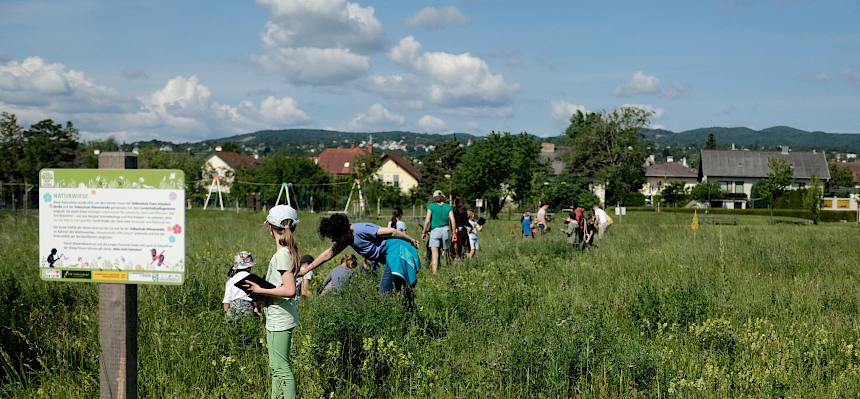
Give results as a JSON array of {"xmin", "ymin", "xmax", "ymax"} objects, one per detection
[{"xmin": 39, "ymin": 169, "xmax": 185, "ymax": 285}]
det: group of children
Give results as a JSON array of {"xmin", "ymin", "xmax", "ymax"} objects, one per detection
[{"xmin": 520, "ymin": 202, "xmax": 613, "ymax": 248}]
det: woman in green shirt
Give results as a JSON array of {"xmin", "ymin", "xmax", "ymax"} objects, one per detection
[
  {"xmin": 245, "ymin": 205, "xmax": 302, "ymax": 399},
  {"xmin": 421, "ymin": 190, "xmax": 456, "ymax": 274}
]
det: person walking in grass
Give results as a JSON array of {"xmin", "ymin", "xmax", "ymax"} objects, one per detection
[
  {"xmin": 467, "ymin": 210, "xmax": 483, "ymax": 258},
  {"xmin": 536, "ymin": 202, "xmax": 549, "ymax": 235},
  {"xmin": 300, "ymin": 213, "xmax": 421, "ymax": 302},
  {"xmin": 421, "ymin": 190, "xmax": 456, "ymax": 274},
  {"xmin": 452, "ymin": 199, "xmax": 471, "ymax": 259},
  {"xmin": 521, "ymin": 210, "xmax": 534, "ymax": 238},
  {"xmin": 244, "ymin": 205, "xmax": 303, "ymax": 399}
]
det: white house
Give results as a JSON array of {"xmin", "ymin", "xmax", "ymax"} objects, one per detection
[{"xmin": 202, "ymin": 150, "xmax": 260, "ymax": 193}]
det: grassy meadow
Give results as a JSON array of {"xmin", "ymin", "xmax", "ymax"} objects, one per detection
[{"xmin": 2, "ymin": 210, "xmax": 860, "ymax": 398}]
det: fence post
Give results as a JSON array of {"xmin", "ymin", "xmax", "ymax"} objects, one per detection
[{"xmin": 98, "ymin": 152, "xmax": 138, "ymax": 399}]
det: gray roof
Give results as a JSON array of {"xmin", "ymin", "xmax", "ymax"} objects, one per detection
[
  {"xmin": 539, "ymin": 146, "xmax": 572, "ymax": 175},
  {"xmin": 700, "ymin": 150, "xmax": 830, "ymax": 180}
]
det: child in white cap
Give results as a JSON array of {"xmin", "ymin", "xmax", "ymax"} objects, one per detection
[
  {"xmin": 222, "ymin": 251, "xmax": 257, "ymax": 320},
  {"xmin": 244, "ymin": 205, "xmax": 302, "ymax": 398}
]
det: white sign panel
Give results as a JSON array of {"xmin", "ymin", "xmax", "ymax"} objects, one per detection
[
  {"xmin": 475, "ymin": 198, "xmax": 483, "ymax": 208},
  {"xmin": 39, "ymin": 169, "xmax": 185, "ymax": 285},
  {"xmin": 614, "ymin": 207, "xmax": 626, "ymax": 216}
]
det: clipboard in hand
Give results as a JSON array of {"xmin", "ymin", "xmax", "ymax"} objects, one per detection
[{"xmin": 234, "ymin": 273, "xmax": 276, "ymax": 301}]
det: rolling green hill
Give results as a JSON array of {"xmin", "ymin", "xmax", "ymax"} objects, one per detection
[{"xmin": 642, "ymin": 126, "xmax": 860, "ymax": 152}]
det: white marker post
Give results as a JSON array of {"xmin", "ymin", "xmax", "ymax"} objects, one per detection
[{"xmin": 38, "ymin": 153, "xmax": 186, "ymax": 399}]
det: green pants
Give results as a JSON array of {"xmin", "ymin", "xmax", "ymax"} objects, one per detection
[{"xmin": 266, "ymin": 329, "xmax": 296, "ymax": 399}]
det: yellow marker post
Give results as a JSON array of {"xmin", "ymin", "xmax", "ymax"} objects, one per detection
[{"xmin": 691, "ymin": 209, "xmax": 700, "ymax": 231}]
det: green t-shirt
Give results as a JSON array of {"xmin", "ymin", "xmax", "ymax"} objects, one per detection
[
  {"xmin": 264, "ymin": 248, "xmax": 299, "ymax": 332},
  {"xmin": 427, "ymin": 202, "xmax": 453, "ymax": 230}
]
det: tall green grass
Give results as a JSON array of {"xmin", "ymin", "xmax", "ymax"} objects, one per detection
[{"xmin": 2, "ymin": 210, "xmax": 860, "ymax": 397}]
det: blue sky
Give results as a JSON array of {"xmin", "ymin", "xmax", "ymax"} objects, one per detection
[{"xmin": 1, "ymin": 0, "xmax": 859, "ymax": 142}]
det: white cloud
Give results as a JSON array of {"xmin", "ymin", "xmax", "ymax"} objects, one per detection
[
  {"xmin": 404, "ymin": 6, "xmax": 469, "ymax": 29},
  {"xmin": 361, "ymin": 74, "xmax": 423, "ymax": 100},
  {"xmin": 0, "ymin": 57, "xmax": 311, "ymax": 142},
  {"xmin": 0, "ymin": 56, "xmax": 131, "ymax": 113},
  {"xmin": 254, "ymin": 0, "xmax": 384, "ymax": 85},
  {"xmin": 614, "ymin": 71, "xmax": 660, "ymax": 96},
  {"xmin": 661, "ymin": 81, "xmax": 688, "ymax": 97},
  {"xmin": 348, "ymin": 103, "xmax": 405, "ymax": 131},
  {"xmin": 418, "ymin": 115, "xmax": 447, "ymax": 132},
  {"xmin": 389, "ymin": 36, "xmax": 518, "ymax": 113},
  {"xmin": 812, "ymin": 73, "xmax": 832, "ymax": 81},
  {"xmin": 550, "ymin": 100, "xmax": 587, "ymax": 124},
  {"xmin": 254, "ymin": 47, "xmax": 370, "ymax": 85},
  {"xmin": 620, "ymin": 103, "xmax": 665, "ymax": 119}
]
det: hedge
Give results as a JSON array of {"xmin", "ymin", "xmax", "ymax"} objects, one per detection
[{"xmin": 623, "ymin": 207, "xmax": 857, "ymax": 223}]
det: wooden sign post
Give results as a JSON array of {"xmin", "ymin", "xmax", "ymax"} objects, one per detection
[
  {"xmin": 38, "ymin": 155, "xmax": 186, "ymax": 399},
  {"xmin": 98, "ymin": 152, "xmax": 138, "ymax": 399}
]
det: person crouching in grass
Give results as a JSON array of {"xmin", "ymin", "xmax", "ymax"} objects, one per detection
[
  {"xmin": 245, "ymin": 205, "xmax": 302, "ymax": 399},
  {"xmin": 222, "ymin": 251, "xmax": 258, "ymax": 320}
]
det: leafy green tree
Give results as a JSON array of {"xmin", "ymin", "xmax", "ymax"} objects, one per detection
[
  {"xmin": 415, "ymin": 140, "xmax": 464, "ymax": 201},
  {"xmin": 0, "ymin": 113, "xmax": 25, "ymax": 206},
  {"xmin": 232, "ymin": 153, "xmax": 330, "ymax": 210},
  {"xmin": 827, "ymin": 162, "xmax": 854, "ymax": 190},
  {"xmin": 757, "ymin": 158, "xmax": 794, "ymax": 216},
  {"xmin": 138, "ymin": 148, "xmax": 206, "ymax": 202},
  {"xmin": 803, "ymin": 176, "xmax": 823, "ymax": 224},
  {"xmin": 563, "ymin": 107, "xmax": 651, "ymax": 205},
  {"xmin": 660, "ymin": 181, "xmax": 689, "ymax": 207},
  {"xmin": 21, "ymin": 119, "xmax": 79, "ymax": 184},
  {"xmin": 540, "ymin": 172, "xmax": 593, "ymax": 210},
  {"xmin": 453, "ymin": 132, "xmax": 541, "ymax": 218},
  {"xmin": 219, "ymin": 141, "xmax": 242, "ymax": 153},
  {"xmin": 704, "ymin": 133, "xmax": 717, "ymax": 150},
  {"xmin": 691, "ymin": 181, "xmax": 723, "ymax": 203}
]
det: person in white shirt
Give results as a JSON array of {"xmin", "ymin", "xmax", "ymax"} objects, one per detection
[
  {"xmin": 222, "ymin": 251, "xmax": 257, "ymax": 320},
  {"xmin": 592, "ymin": 204, "xmax": 610, "ymax": 238},
  {"xmin": 466, "ymin": 210, "xmax": 483, "ymax": 258}
]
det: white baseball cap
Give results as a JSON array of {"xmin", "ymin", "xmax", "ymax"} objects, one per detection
[
  {"xmin": 266, "ymin": 205, "xmax": 299, "ymax": 227},
  {"xmin": 432, "ymin": 190, "xmax": 445, "ymax": 198}
]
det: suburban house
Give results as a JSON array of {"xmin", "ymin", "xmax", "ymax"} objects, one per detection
[
  {"xmin": 376, "ymin": 153, "xmax": 421, "ymax": 194},
  {"xmin": 831, "ymin": 161, "xmax": 860, "ymax": 185},
  {"xmin": 699, "ymin": 149, "xmax": 830, "ymax": 209},
  {"xmin": 202, "ymin": 150, "xmax": 260, "ymax": 193},
  {"xmin": 641, "ymin": 157, "xmax": 698, "ymax": 201},
  {"xmin": 539, "ymin": 143, "xmax": 573, "ymax": 175},
  {"xmin": 314, "ymin": 144, "xmax": 372, "ymax": 176}
]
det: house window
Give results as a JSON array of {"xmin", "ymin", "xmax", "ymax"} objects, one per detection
[
  {"xmin": 734, "ymin": 181, "xmax": 744, "ymax": 194},
  {"xmin": 720, "ymin": 181, "xmax": 730, "ymax": 192},
  {"xmin": 392, "ymin": 174, "xmax": 400, "ymax": 188},
  {"xmin": 343, "ymin": 162, "xmax": 350, "ymax": 168},
  {"xmin": 797, "ymin": 182, "xmax": 806, "ymax": 189}
]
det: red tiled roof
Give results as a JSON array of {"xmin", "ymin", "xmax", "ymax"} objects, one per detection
[
  {"xmin": 645, "ymin": 162, "xmax": 697, "ymax": 178},
  {"xmin": 380, "ymin": 152, "xmax": 421, "ymax": 180},
  {"xmin": 214, "ymin": 151, "xmax": 259, "ymax": 169},
  {"xmin": 316, "ymin": 146, "xmax": 370, "ymax": 175}
]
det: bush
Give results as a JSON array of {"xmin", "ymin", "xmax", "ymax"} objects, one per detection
[{"xmin": 625, "ymin": 191, "xmax": 646, "ymax": 206}]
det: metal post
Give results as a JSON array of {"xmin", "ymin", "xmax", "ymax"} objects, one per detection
[{"xmin": 98, "ymin": 152, "xmax": 138, "ymax": 399}]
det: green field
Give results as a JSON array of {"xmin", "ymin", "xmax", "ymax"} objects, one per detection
[{"xmin": 2, "ymin": 211, "xmax": 860, "ymax": 398}]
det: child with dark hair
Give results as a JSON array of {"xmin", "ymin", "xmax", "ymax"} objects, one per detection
[
  {"xmin": 303, "ymin": 213, "xmax": 421, "ymax": 302},
  {"xmin": 321, "ymin": 254, "xmax": 357, "ymax": 294},
  {"xmin": 388, "ymin": 207, "xmax": 406, "ymax": 232}
]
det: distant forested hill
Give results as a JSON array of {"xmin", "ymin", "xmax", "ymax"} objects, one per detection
[
  {"xmin": 642, "ymin": 126, "xmax": 860, "ymax": 152},
  {"xmin": 128, "ymin": 126, "xmax": 860, "ymax": 155}
]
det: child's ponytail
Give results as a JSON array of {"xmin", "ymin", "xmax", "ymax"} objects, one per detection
[{"xmin": 275, "ymin": 220, "xmax": 300, "ymax": 274}]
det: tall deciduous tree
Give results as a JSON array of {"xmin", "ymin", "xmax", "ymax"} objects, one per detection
[
  {"xmin": 660, "ymin": 181, "xmax": 689, "ymax": 207},
  {"xmin": 758, "ymin": 158, "xmax": 794, "ymax": 216},
  {"xmin": 564, "ymin": 107, "xmax": 651, "ymax": 205},
  {"xmin": 827, "ymin": 162, "xmax": 854, "ymax": 190},
  {"xmin": 232, "ymin": 153, "xmax": 331, "ymax": 210},
  {"xmin": 21, "ymin": 119, "xmax": 79, "ymax": 184},
  {"xmin": 803, "ymin": 176, "xmax": 823, "ymax": 224},
  {"xmin": 415, "ymin": 139, "xmax": 465, "ymax": 201},
  {"xmin": 138, "ymin": 148, "xmax": 206, "ymax": 202},
  {"xmin": 453, "ymin": 132, "xmax": 541, "ymax": 218}
]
